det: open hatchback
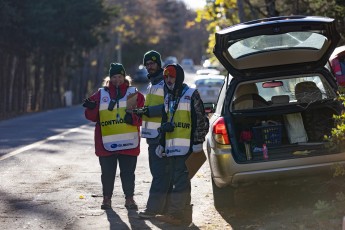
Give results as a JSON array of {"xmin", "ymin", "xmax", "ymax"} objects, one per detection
[{"xmin": 207, "ymin": 16, "xmax": 345, "ymax": 208}]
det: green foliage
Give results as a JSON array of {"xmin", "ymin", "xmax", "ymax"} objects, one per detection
[
  {"xmin": 336, "ymin": 192, "xmax": 345, "ymax": 202},
  {"xmin": 0, "ymin": 0, "xmax": 112, "ymax": 117},
  {"xmin": 312, "ymin": 192, "xmax": 345, "ymax": 219},
  {"xmin": 331, "ymin": 163, "xmax": 345, "ymax": 177},
  {"xmin": 0, "ymin": 0, "xmax": 110, "ymax": 55},
  {"xmin": 322, "ymin": 87, "xmax": 345, "ymax": 220},
  {"xmin": 195, "ymin": 0, "xmax": 239, "ymax": 61},
  {"xmin": 324, "ymin": 87, "xmax": 345, "ymax": 151},
  {"xmin": 0, "ymin": 0, "xmax": 210, "ymax": 119},
  {"xmin": 313, "ymin": 200, "xmax": 332, "ymax": 216}
]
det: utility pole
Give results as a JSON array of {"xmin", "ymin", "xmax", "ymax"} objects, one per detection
[{"xmin": 117, "ymin": 32, "xmax": 122, "ymax": 63}]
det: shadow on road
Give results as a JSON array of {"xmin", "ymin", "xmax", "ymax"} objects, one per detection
[
  {"xmin": 104, "ymin": 209, "xmax": 130, "ymax": 229},
  {"xmin": 215, "ymin": 176, "xmax": 345, "ymax": 230},
  {"xmin": 0, "ymin": 189, "xmax": 71, "ymax": 229}
]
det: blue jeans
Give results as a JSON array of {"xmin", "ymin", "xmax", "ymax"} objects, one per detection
[
  {"xmin": 99, "ymin": 154, "xmax": 137, "ymax": 198},
  {"xmin": 145, "ymin": 143, "xmax": 173, "ymax": 213}
]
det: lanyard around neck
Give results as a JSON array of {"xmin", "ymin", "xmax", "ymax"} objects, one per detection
[
  {"xmin": 168, "ymin": 86, "xmax": 189, "ymax": 123},
  {"xmin": 106, "ymin": 87, "xmax": 122, "ymax": 121},
  {"xmin": 115, "ymin": 87, "xmax": 121, "ymax": 121}
]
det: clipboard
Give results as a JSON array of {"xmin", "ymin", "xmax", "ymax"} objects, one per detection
[
  {"xmin": 126, "ymin": 92, "xmax": 138, "ymax": 109},
  {"xmin": 185, "ymin": 150, "xmax": 207, "ymax": 179}
]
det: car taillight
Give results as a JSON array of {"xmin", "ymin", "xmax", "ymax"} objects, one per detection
[
  {"xmin": 212, "ymin": 117, "xmax": 230, "ymax": 145},
  {"xmin": 331, "ymin": 58, "xmax": 342, "ymax": 76},
  {"xmin": 331, "ymin": 58, "xmax": 345, "ymax": 87}
]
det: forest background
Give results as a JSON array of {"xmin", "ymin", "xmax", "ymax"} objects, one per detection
[{"xmin": 1, "ymin": 0, "xmax": 344, "ymax": 120}]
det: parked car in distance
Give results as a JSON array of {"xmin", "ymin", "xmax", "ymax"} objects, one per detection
[
  {"xmin": 181, "ymin": 58, "xmax": 195, "ymax": 72},
  {"xmin": 329, "ymin": 45, "xmax": 345, "ymax": 86},
  {"xmin": 163, "ymin": 56, "xmax": 178, "ymax": 67},
  {"xmin": 202, "ymin": 59, "xmax": 216, "ymax": 69},
  {"xmin": 196, "ymin": 68, "xmax": 220, "ymax": 76},
  {"xmin": 207, "ymin": 15, "xmax": 344, "ymax": 209},
  {"xmin": 191, "ymin": 74, "xmax": 226, "ymax": 104},
  {"xmin": 132, "ymin": 65, "xmax": 149, "ymax": 83}
]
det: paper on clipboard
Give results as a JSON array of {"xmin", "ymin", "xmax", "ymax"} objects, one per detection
[
  {"xmin": 126, "ymin": 92, "xmax": 138, "ymax": 109},
  {"xmin": 185, "ymin": 150, "xmax": 207, "ymax": 179}
]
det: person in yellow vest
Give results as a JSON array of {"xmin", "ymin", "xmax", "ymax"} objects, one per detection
[
  {"xmin": 83, "ymin": 63, "xmax": 145, "ymax": 210},
  {"xmin": 137, "ymin": 50, "xmax": 173, "ymax": 219},
  {"xmin": 155, "ymin": 64, "xmax": 209, "ymax": 226}
]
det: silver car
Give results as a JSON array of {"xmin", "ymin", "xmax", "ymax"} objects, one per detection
[
  {"xmin": 192, "ymin": 74, "xmax": 226, "ymax": 104},
  {"xmin": 207, "ymin": 16, "xmax": 344, "ymax": 208}
]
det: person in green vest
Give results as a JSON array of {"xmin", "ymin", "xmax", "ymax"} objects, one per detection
[
  {"xmin": 83, "ymin": 63, "xmax": 145, "ymax": 210},
  {"xmin": 155, "ymin": 63, "xmax": 209, "ymax": 226},
  {"xmin": 137, "ymin": 50, "xmax": 173, "ymax": 219}
]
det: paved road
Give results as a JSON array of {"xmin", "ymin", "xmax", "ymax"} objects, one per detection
[
  {"xmin": 0, "ymin": 106, "xmax": 89, "ymax": 156},
  {"xmin": 0, "ymin": 104, "xmax": 230, "ymax": 230}
]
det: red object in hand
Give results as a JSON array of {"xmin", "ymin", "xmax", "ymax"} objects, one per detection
[{"xmin": 240, "ymin": 130, "xmax": 253, "ymax": 142}]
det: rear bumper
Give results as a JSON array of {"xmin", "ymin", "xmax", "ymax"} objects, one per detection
[{"xmin": 209, "ymin": 148, "xmax": 345, "ymax": 188}]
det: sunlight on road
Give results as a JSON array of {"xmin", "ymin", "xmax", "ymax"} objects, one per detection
[{"xmin": 0, "ymin": 124, "xmax": 91, "ymax": 161}]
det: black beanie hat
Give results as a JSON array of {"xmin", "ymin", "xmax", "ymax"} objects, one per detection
[
  {"xmin": 109, "ymin": 63, "xmax": 126, "ymax": 77},
  {"xmin": 143, "ymin": 50, "xmax": 162, "ymax": 67}
]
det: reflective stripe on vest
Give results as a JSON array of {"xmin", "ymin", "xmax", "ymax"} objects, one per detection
[
  {"xmin": 99, "ymin": 87, "xmax": 139, "ymax": 151},
  {"xmin": 164, "ymin": 87, "xmax": 195, "ymax": 156},
  {"xmin": 141, "ymin": 80, "xmax": 164, "ymax": 138}
]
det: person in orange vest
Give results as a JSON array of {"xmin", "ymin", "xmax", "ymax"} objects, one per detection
[{"xmin": 83, "ymin": 63, "xmax": 145, "ymax": 210}]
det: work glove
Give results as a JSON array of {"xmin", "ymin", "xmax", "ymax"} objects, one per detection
[
  {"xmin": 82, "ymin": 98, "xmax": 96, "ymax": 109},
  {"xmin": 192, "ymin": 143, "xmax": 203, "ymax": 153},
  {"xmin": 160, "ymin": 122, "xmax": 175, "ymax": 133},
  {"xmin": 155, "ymin": 145, "xmax": 165, "ymax": 158},
  {"xmin": 124, "ymin": 112, "xmax": 133, "ymax": 125}
]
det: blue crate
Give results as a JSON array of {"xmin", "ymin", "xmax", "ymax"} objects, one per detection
[{"xmin": 252, "ymin": 124, "xmax": 282, "ymax": 146}]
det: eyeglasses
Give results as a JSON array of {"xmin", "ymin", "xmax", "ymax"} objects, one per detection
[{"xmin": 145, "ymin": 61, "xmax": 156, "ymax": 67}]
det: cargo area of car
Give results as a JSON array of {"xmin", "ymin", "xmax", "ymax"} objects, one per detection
[{"xmin": 231, "ymin": 104, "xmax": 341, "ymax": 162}]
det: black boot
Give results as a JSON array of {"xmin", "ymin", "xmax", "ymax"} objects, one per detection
[
  {"xmin": 183, "ymin": 204, "xmax": 193, "ymax": 226},
  {"xmin": 101, "ymin": 196, "xmax": 112, "ymax": 210}
]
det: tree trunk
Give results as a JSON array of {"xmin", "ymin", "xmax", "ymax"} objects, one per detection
[
  {"xmin": 33, "ymin": 55, "xmax": 42, "ymax": 111},
  {"xmin": 265, "ymin": 0, "xmax": 279, "ymax": 17},
  {"xmin": 237, "ymin": 0, "xmax": 245, "ymax": 23},
  {"xmin": 8, "ymin": 56, "xmax": 17, "ymax": 112}
]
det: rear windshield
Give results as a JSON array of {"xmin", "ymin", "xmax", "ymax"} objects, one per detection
[
  {"xmin": 229, "ymin": 32, "xmax": 327, "ymax": 59},
  {"xmin": 231, "ymin": 75, "xmax": 336, "ymax": 111}
]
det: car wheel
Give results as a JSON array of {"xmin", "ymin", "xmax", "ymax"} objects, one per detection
[{"xmin": 212, "ymin": 178, "xmax": 235, "ymax": 209}]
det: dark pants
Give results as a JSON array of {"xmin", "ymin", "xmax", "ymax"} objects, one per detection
[
  {"xmin": 167, "ymin": 154, "xmax": 191, "ymax": 219},
  {"xmin": 99, "ymin": 154, "xmax": 137, "ymax": 198},
  {"xmin": 146, "ymin": 143, "xmax": 173, "ymax": 214}
]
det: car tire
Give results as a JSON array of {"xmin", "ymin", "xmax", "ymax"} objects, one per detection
[{"xmin": 212, "ymin": 178, "xmax": 235, "ymax": 209}]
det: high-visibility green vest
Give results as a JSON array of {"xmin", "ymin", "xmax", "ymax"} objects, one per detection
[
  {"xmin": 164, "ymin": 87, "xmax": 195, "ymax": 156},
  {"xmin": 99, "ymin": 87, "xmax": 139, "ymax": 151},
  {"xmin": 141, "ymin": 80, "xmax": 164, "ymax": 138}
]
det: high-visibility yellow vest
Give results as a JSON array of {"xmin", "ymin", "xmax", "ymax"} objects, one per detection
[
  {"xmin": 141, "ymin": 80, "xmax": 164, "ymax": 138},
  {"xmin": 99, "ymin": 87, "xmax": 139, "ymax": 151},
  {"xmin": 164, "ymin": 87, "xmax": 195, "ymax": 156}
]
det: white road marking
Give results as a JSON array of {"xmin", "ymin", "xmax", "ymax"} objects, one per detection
[{"xmin": 0, "ymin": 125, "xmax": 90, "ymax": 161}]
